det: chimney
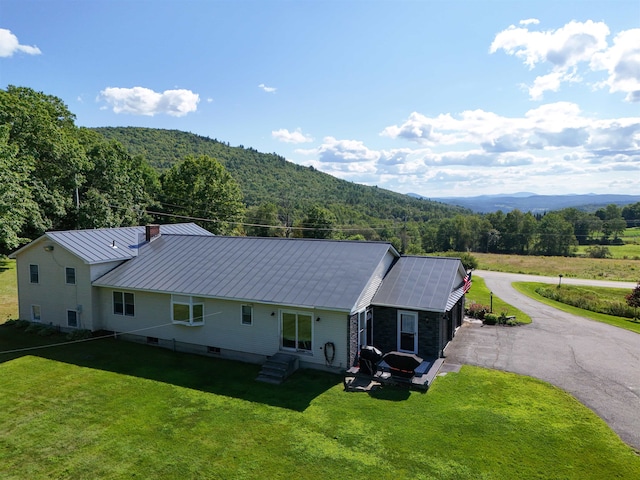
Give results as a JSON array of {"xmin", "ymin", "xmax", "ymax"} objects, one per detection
[{"xmin": 145, "ymin": 224, "xmax": 160, "ymax": 242}]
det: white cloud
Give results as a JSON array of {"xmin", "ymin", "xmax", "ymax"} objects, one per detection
[
  {"xmin": 99, "ymin": 87, "xmax": 199, "ymax": 116},
  {"xmin": 519, "ymin": 19, "xmax": 540, "ymax": 26},
  {"xmin": 293, "ymin": 104, "xmax": 639, "ymax": 195},
  {"xmin": 590, "ymin": 28, "xmax": 640, "ymax": 102},
  {"xmin": 272, "ymin": 128, "xmax": 313, "ymax": 144},
  {"xmin": 490, "ymin": 20, "xmax": 612, "ymax": 100},
  {"xmin": 258, "ymin": 83, "xmax": 277, "ymax": 93},
  {"xmin": 0, "ymin": 28, "xmax": 41, "ymax": 57}
]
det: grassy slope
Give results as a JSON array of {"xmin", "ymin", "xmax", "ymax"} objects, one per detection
[
  {"xmin": 0, "ymin": 328, "xmax": 638, "ymax": 479},
  {"xmin": 466, "ymin": 275, "xmax": 531, "ymax": 324},
  {"xmin": 475, "ymin": 252, "xmax": 640, "ymax": 282},
  {"xmin": 514, "ymin": 282, "xmax": 640, "ymax": 334},
  {"xmin": 0, "ymin": 259, "xmax": 17, "ymax": 321}
]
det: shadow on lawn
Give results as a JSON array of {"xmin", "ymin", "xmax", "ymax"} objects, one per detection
[{"xmin": 0, "ymin": 326, "xmax": 340, "ymax": 412}]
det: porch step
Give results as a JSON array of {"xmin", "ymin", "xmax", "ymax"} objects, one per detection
[{"xmin": 256, "ymin": 353, "xmax": 299, "ymax": 385}]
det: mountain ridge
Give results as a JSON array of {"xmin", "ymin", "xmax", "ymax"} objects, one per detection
[{"xmin": 419, "ymin": 193, "xmax": 640, "ymax": 213}]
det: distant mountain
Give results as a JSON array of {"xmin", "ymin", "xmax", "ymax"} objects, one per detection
[
  {"xmin": 421, "ymin": 193, "xmax": 640, "ymax": 214},
  {"xmin": 93, "ymin": 127, "xmax": 468, "ymax": 225}
]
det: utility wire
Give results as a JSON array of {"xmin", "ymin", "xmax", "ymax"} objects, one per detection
[{"xmin": 0, "ymin": 310, "xmax": 222, "ymax": 356}]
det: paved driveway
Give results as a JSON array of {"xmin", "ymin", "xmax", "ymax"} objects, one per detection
[{"xmin": 444, "ymin": 270, "xmax": 640, "ymax": 450}]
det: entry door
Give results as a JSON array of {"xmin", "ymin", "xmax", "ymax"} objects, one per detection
[
  {"xmin": 281, "ymin": 311, "xmax": 313, "ymax": 352},
  {"xmin": 397, "ymin": 311, "xmax": 418, "ymax": 353}
]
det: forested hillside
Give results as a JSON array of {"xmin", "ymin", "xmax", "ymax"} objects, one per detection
[
  {"xmin": 3, "ymin": 86, "xmax": 637, "ymax": 258},
  {"xmin": 93, "ymin": 127, "xmax": 465, "ymax": 224}
]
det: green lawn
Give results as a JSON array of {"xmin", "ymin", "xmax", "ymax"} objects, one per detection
[
  {"xmin": 466, "ymin": 275, "xmax": 532, "ymax": 324},
  {"xmin": 513, "ymin": 282, "xmax": 640, "ymax": 334},
  {"xmin": 1, "ymin": 326, "xmax": 637, "ymax": 479},
  {"xmin": 0, "ymin": 259, "xmax": 18, "ymax": 321}
]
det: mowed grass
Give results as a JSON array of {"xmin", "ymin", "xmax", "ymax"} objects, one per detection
[
  {"xmin": 466, "ymin": 275, "xmax": 531, "ymax": 324},
  {"xmin": 0, "ymin": 259, "xmax": 18, "ymax": 321},
  {"xmin": 513, "ymin": 282, "xmax": 640, "ymax": 334},
  {"xmin": 475, "ymin": 252, "xmax": 640, "ymax": 281},
  {"xmin": 0, "ymin": 328, "xmax": 638, "ymax": 480}
]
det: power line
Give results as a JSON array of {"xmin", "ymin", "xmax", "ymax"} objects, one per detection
[{"xmin": 0, "ymin": 310, "xmax": 224, "ymax": 356}]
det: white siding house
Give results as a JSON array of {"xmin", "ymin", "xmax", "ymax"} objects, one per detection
[{"xmin": 11, "ymin": 224, "xmax": 467, "ymax": 372}]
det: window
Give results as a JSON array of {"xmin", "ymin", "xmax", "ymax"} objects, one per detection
[
  {"xmin": 241, "ymin": 305, "xmax": 253, "ymax": 325},
  {"xmin": 65, "ymin": 267, "xmax": 76, "ymax": 285},
  {"xmin": 171, "ymin": 295, "xmax": 204, "ymax": 326},
  {"xmin": 67, "ymin": 310, "xmax": 78, "ymax": 328},
  {"xmin": 398, "ymin": 311, "xmax": 418, "ymax": 353},
  {"xmin": 358, "ymin": 310, "xmax": 372, "ymax": 350},
  {"xmin": 281, "ymin": 311, "xmax": 313, "ymax": 352},
  {"xmin": 113, "ymin": 292, "xmax": 135, "ymax": 316},
  {"xmin": 29, "ymin": 264, "xmax": 39, "ymax": 284},
  {"xmin": 31, "ymin": 305, "xmax": 41, "ymax": 322}
]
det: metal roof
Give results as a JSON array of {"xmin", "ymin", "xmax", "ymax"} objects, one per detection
[
  {"xmin": 372, "ymin": 256, "xmax": 465, "ymax": 312},
  {"xmin": 93, "ymin": 235, "xmax": 397, "ymax": 312},
  {"xmin": 10, "ymin": 223, "xmax": 212, "ymax": 264}
]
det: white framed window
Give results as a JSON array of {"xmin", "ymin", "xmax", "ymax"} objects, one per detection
[
  {"xmin": 29, "ymin": 264, "xmax": 39, "ymax": 284},
  {"xmin": 241, "ymin": 305, "xmax": 253, "ymax": 326},
  {"xmin": 397, "ymin": 310, "xmax": 418, "ymax": 354},
  {"xmin": 113, "ymin": 291, "xmax": 135, "ymax": 316},
  {"xmin": 171, "ymin": 295, "xmax": 204, "ymax": 326},
  {"xmin": 31, "ymin": 305, "xmax": 41, "ymax": 322},
  {"xmin": 65, "ymin": 267, "xmax": 76, "ymax": 285},
  {"xmin": 67, "ymin": 310, "xmax": 78, "ymax": 328}
]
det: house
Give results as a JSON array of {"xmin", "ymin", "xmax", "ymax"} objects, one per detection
[{"xmin": 10, "ymin": 224, "xmax": 468, "ymax": 372}]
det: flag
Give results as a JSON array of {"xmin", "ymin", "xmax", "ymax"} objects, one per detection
[{"xmin": 463, "ymin": 270, "xmax": 472, "ymax": 293}]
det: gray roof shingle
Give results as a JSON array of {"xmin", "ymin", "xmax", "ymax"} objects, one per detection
[
  {"xmin": 93, "ymin": 236, "xmax": 397, "ymax": 312},
  {"xmin": 372, "ymin": 256, "xmax": 465, "ymax": 312}
]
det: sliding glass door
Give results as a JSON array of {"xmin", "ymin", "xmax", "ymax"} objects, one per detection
[{"xmin": 281, "ymin": 311, "xmax": 313, "ymax": 352}]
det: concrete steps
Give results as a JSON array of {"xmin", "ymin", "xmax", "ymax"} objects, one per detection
[{"xmin": 256, "ymin": 353, "xmax": 299, "ymax": 385}]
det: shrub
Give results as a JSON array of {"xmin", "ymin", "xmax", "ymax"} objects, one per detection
[
  {"xmin": 537, "ymin": 285, "xmax": 637, "ymax": 319},
  {"xmin": 466, "ymin": 302, "xmax": 490, "ymax": 320},
  {"xmin": 13, "ymin": 319, "xmax": 31, "ymax": 330},
  {"xmin": 497, "ymin": 312, "xmax": 509, "ymax": 325},
  {"xmin": 37, "ymin": 325, "xmax": 58, "ymax": 337},
  {"xmin": 66, "ymin": 329, "xmax": 92, "ymax": 341},
  {"xmin": 483, "ymin": 313, "xmax": 498, "ymax": 325},
  {"xmin": 585, "ymin": 245, "xmax": 611, "ymax": 259},
  {"xmin": 439, "ymin": 251, "xmax": 479, "ymax": 270},
  {"xmin": 3, "ymin": 319, "xmax": 17, "ymax": 327}
]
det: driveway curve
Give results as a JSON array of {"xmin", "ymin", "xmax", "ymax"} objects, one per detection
[{"xmin": 444, "ymin": 270, "xmax": 640, "ymax": 450}]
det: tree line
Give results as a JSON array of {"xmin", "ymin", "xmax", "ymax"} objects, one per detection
[{"xmin": 2, "ymin": 86, "xmax": 638, "ymax": 258}]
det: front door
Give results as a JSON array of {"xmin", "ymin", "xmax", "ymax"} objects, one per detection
[{"xmin": 397, "ymin": 310, "xmax": 418, "ymax": 353}]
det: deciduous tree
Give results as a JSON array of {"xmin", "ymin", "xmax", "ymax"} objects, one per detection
[{"xmin": 161, "ymin": 155, "xmax": 245, "ymax": 235}]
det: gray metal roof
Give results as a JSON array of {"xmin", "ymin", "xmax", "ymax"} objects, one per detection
[
  {"xmin": 372, "ymin": 256, "xmax": 466, "ymax": 312},
  {"xmin": 93, "ymin": 235, "xmax": 397, "ymax": 312},
  {"xmin": 10, "ymin": 223, "xmax": 212, "ymax": 264}
]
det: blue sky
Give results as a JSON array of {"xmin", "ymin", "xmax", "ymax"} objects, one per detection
[{"xmin": 1, "ymin": 0, "xmax": 639, "ymax": 198}]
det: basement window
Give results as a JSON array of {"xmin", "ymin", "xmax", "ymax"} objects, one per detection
[{"xmin": 171, "ymin": 295, "xmax": 205, "ymax": 326}]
